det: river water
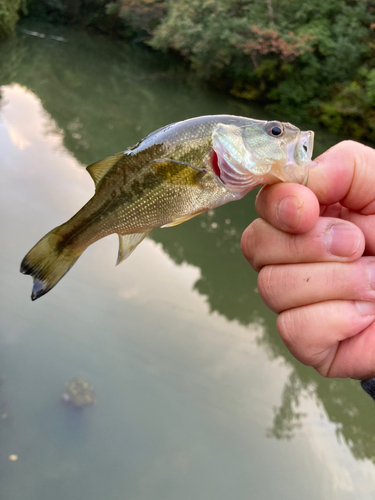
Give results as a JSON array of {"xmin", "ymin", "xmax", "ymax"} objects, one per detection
[{"xmin": 1, "ymin": 22, "xmax": 375, "ymax": 500}]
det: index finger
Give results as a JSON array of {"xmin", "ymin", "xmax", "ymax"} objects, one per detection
[{"xmin": 308, "ymin": 140, "xmax": 375, "ymax": 213}]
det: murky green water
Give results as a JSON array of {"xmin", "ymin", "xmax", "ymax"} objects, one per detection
[{"xmin": 1, "ymin": 22, "xmax": 375, "ymax": 500}]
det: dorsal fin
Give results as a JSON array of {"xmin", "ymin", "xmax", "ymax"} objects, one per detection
[
  {"xmin": 86, "ymin": 152, "xmax": 123, "ymax": 188},
  {"xmin": 116, "ymin": 231, "xmax": 151, "ymax": 265}
]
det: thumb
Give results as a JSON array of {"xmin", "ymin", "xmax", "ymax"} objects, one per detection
[{"xmin": 308, "ymin": 140, "xmax": 375, "ymax": 214}]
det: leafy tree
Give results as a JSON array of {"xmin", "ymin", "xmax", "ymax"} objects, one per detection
[
  {"xmin": 0, "ymin": 0, "xmax": 24, "ymax": 39},
  {"xmin": 118, "ymin": 0, "xmax": 165, "ymax": 36},
  {"xmin": 151, "ymin": 0, "xmax": 375, "ymax": 137},
  {"xmin": 2, "ymin": 0, "xmax": 375, "ymax": 141}
]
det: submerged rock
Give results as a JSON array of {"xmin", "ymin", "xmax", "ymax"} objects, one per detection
[{"xmin": 61, "ymin": 377, "xmax": 96, "ymax": 408}]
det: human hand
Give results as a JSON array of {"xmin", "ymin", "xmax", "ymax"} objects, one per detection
[{"xmin": 241, "ymin": 140, "xmax": 375, "ymax": 380}]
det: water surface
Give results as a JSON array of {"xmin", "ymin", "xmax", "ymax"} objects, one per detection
[{"xmin": 1, "ymin": 22, "xmax": 375, "ymax": 500}]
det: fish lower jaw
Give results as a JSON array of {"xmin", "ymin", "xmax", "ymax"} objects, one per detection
[
  {"xmin": 259, "ymin": 172, "xmax": 284, "ymax": 186},
  {"xmin": 268, "ymin": 161, "xmax": 309, "ymax": 185}
]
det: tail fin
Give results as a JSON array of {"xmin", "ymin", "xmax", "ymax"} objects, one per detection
[{"xmin": 20, "ymin": 226, "xmax": 84, "ymax": 300}]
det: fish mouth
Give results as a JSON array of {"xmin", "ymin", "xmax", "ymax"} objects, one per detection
[
  {"xmin": 211, "ymin": 123, "xmax": 315, "ymax": 192},
  {"xmin": 300, "ymin": 130, "xmax": 314, "ymax": 161},
  {"xmin": 271, "ymin": 129, "xmax": 314, "ymax": 185}
]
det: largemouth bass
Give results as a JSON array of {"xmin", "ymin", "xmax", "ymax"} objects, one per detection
[{"xmin": 21, "ymin": 115, "xmax": 314, "ymax": 300}]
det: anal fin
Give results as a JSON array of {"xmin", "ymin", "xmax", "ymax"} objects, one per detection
[{"xmin": 117, "ymin": 231, "xmax": 151, "ymax": 265}]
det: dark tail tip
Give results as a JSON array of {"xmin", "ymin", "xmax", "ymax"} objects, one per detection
[
  {"xmin": 20, "ymin": 258, "xmax": 32, "ymax": 275},
  {"xmin": 360, "ymin": 378, "xmax": 375, "ymax": 401},
  {"xmin": 20, "ymin": 257, "xmax": 50, "ymax": 300},
  {"xmin": 20, "ymin": 228, "xmax": 82, "ymax": 301},
  {"xmin": 31, "ymin": 279, "xmax": 50, "ymax": 301}
]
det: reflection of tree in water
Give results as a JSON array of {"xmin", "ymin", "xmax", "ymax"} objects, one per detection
[
  {"xmin": 0, "ymin": 21, "xmax": 265, "ymax": 167},
  {"xmin": 320, "ymin": 378, "xmax": 375, "ymax": 461},
  {"xmin": 0, "ymin": 378, "xmax": 9, "ymax": 420},
  {"xmin": 0, "ymin": 376, "xmax": 13, "ymax": 473},
  {"xmin": 267, "ymin": 372, "xmax": 307, "ymax": 440},
  {"xmin": 265, "ymin": 348, "xmax": 375, "ymax": 462},
  {"xmin": 1, "ymin": 23, "xmax": 374, "ymax": 465},
  {"xmin": 152, "ymin": 196, "xmax": 261, "ymax": 325}
]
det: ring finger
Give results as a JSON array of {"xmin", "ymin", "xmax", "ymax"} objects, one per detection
[{"xmin": 257, "ymin": 257, "xmax": 375, "ymax": 313}]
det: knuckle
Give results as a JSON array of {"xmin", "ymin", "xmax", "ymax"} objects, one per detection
[
  {"xmin": 240, "ymin": 224, "xmax": 254, "ymax": 260},
  {"xmin": 277, "ymin": 308, "xmax": 314, "ymax": 367},
  {"xmin": 287, "ymin": 232, "xmax": 300, "ymax": 257},
  {"xmin": 331, "ymin": 140, "xmax": 359, "ymax": 157},
  {"xmin": 339, "ymin": 139, "xmax": 357, "ymax": 150},
  {"xmin": 240, "ymin": 220, "xmax": 263, "ymax": 270},
  {"xmin": 322, "ymin": 140, "xmax": 359, "ymax": 167},
  {"xmin": 257, "ymin": 266, "xmax": 282, "ymax": 311},
  {"xmin": 334, "ymin": 140, "xmax": 374, "ymax": 171},
  {"xmin": 254, "ymin": 186, "xmax": 268, "ymax": 214},
  {"xmin": 276, "ymin": 310, "xmax": 298, "ymax": 349},
  {"xmin": 277, "ymin": 306, "xmax": 335, "ymax": 371},
  {"xmin": 312, "ymin": 361, "xmax": 331, "ymax": 378}
]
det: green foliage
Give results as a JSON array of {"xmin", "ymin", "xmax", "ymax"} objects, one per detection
[
  {"xmin": 118, "ymin": 0, "xmax": 165, "ymax": 36},
  {"xmin": 0, "ymin": 0, "xmax": 24, "ymax": 39},
  {"xmin": 150, "ymin": 0, "xmax": 375, "ymax": 139},
  {"xmin": 25, "ymin": 0, "xmax": 124, "ymax": 32},
  {"xmin": 3, "ymin": 0, "xmax": 375, "ymax": 141},
  {"xmin": 25, "ymin": 0, "xmax": 67, "ymax": 23},
  {"xmin": 366, "ymin": 69, "xmax": 375, "ymax": 106},
  {"xmin": 317, "ymin": 75, "xmax": 375, "ymax": 141},
  {"xmin": 150, "ymin": 0, "xmax": 267, "ymax": 78}
]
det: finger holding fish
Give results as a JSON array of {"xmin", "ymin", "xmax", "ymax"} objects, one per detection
[
  {"xmin": 242, "ymin": 139, "xmax": 375, "ymax": 390},
  {"xmin": 255, "ymin": 182, "xmax": 319, "ymax": 234},
  {"xmin": 255, "ymin": 140, "xmax": 375, "ymax": 249},
  {"xmin": 241, "ymin": 216, "xmax": 365, "ymax": 272},
  {"xmin": 307, "ymin": 140, "xmax": 375, "ymax": 210},
  {"xmin": 306, "ymin": 140, "xmax": 375, "ymax": 254}
]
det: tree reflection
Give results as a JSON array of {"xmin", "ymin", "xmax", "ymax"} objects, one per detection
[
  {"xmin": 1, "ymin": 22, "xmax": 374, "ymax": 465},
  {"xmin": 267, "ymin": 367, "xmax": 375, "ymax": 462}
]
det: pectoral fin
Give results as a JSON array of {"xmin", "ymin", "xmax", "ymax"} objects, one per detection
[
  {"xmin": 116, "ymin": 231, "xmax": 151, "ymax": 265},
  {"xmin": 87, "ymin": 152, "xmax": 123, "ymax": 188}
]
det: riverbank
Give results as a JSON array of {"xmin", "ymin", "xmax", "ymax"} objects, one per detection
[{"xmin": 2, "ymin": 0, "xmax": 375, "ymax": 143}]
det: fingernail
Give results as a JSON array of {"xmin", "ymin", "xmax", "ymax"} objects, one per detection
[
  {"xmin": 355, "ymin": 301, "xmax": 375, "ymax": 316},
  {"xmin": 323, "ymin": 224, "xmax": 360, "ymax": 257},
  {"xmin": 277, "ymin": 196, "xmax": 302, "ymax": 229}
]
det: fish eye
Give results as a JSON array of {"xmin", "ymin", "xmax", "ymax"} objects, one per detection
[{"xmin": 266, "ymin": 122, "xmax": 284, "ymax": 137}]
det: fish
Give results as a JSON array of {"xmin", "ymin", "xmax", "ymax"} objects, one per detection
[{"xmin": 20, "ymin": 114, "xmax": 314, "ymax": 300}]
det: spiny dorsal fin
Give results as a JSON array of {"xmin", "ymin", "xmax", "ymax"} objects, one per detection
[
  {"xmin": 87, "ymin": 152, "xmax": 123, "ymax": 188},
  {"xmin": 116, "ymin": 231, "xmax": 151, "ymax": 265}
]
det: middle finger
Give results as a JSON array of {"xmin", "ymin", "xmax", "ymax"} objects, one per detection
[{"xmin": 241, "ymin": 216, "xmax": 365, "ymax": 271}]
